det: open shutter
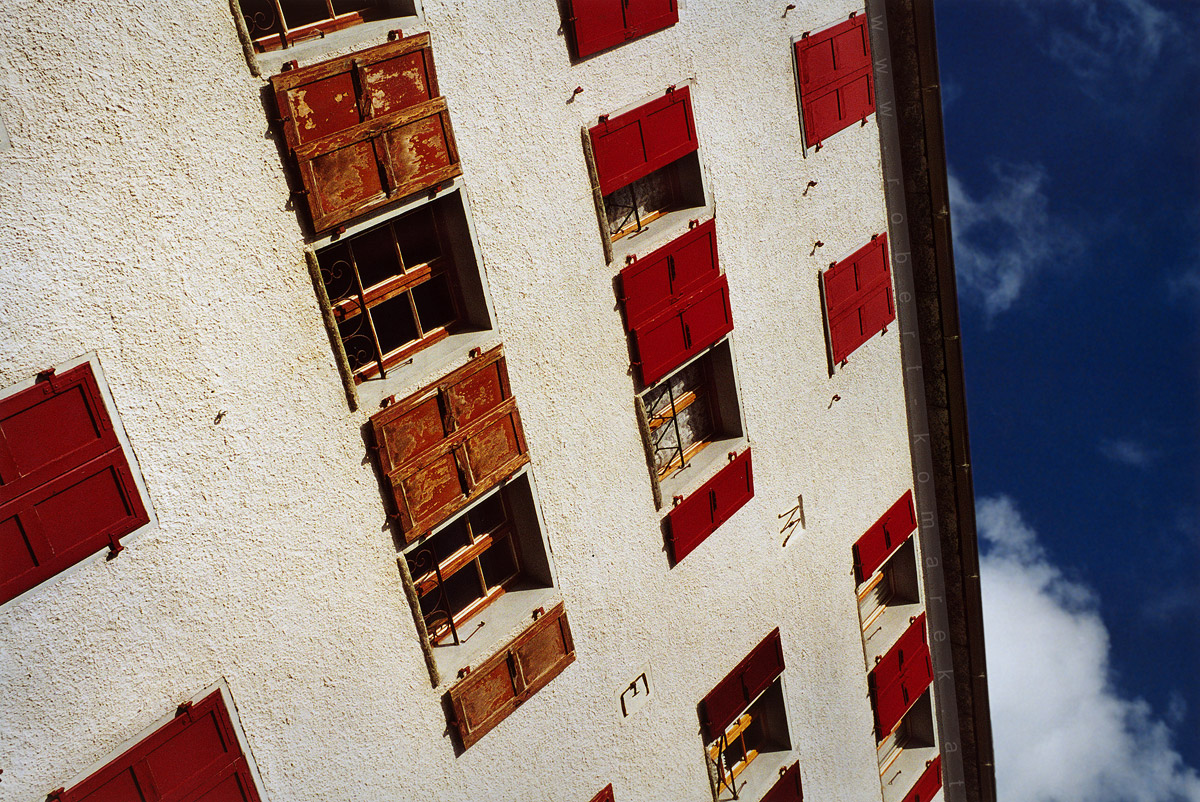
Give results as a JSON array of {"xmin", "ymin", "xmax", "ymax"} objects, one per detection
[
  {"xmin": 270, "ymin": 33, "xmax": 462, "ymax": 234},
  {"xmin": 700, "ymin": 627, "xmax": 784, "ymax": 742},
  {"xmin": 618, "ymin": 219, "xmax": 719, "ymax": 330},
  {"xmin": 901, "ymin": 756, "xmax": 943, "ymax": 802},
  {"xmin": 852, "ymin": 489, "xmax": 916, "ymax": 583},
  {"xmin": 446, "ymin": 603, "xmax": 575, "ymax": 750},
  {"xmin": 762, "ymin": 762, "xmax": 804, "ymax": 802},
  {"xmin": 870, "ymin": 629, "xmax": 934, "ymax": 738},
  {"xmin": 624, "ymin": 0, "xmax": 678, "ymax": 40},
  {"xmin": 869, "ymin": 613, "xmax": 928, "ymax": 694},
  {"xmin": 795, "ymin": 14, "xmax": 875, "ymax": 148},
  {"xmin": 665, "ymin": 448, "xmax": 752, "ymax": 565},
  {"xmin": 630, "ymin": 275, "xmax": 733, "ymax": 387},
  {"xmin": 589, "ymin": 87, "xmax": 697, "ymax": 196},
  {"xmin": 823, "ymin": 234, "xmax": 894, "ymax": 365},
  {"xmin": 63, "ymin": 692, "xmax": 260, "ymax": 802},
  {"xmin": 588, "ymin": 785, "xmax": 615, "ymax": 802},
  {"xmin": 567, "ymin": 0, "xmax": 677, "ymax": 59},
  {"xmin": 369, "ymin": 347, "xmax": 528, "ymax": 543}
]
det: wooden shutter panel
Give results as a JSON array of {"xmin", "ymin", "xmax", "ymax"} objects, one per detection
[
  {"xmin": 901, "ymin": 756, "xmax": 943, "ymax": 802},
  {"xmin": 871, "ymin": 645, "xmax": 933, "ymax": 737},
  {"xmin": 369, "ymin": 347, "xmax": 529, "ymax": 543},
  {"xmin": 567, "ymin": 0, "xmax": 627, "ymax": 58},
  {"xmin": 761, "ymin": 762, "xmax": 803, "ymax": 802},
  {"xmin": 618, "ymin": 219, "xmax": 719, "ymax": 330},
  {"xmin": 446, "ymin": 603, "xmax": 575, "ymax": 750},
  {"xmin": 270, "ymin": 33, "xmax": 462, "ymax": 234},
  {"xmin": 795, "ymin": 15, "xmax": 875, "ymax": 147},
  {"xmin": 630, "ymin": 275, "xmax": 733, "ymax": 387},
  {"xmin": 665, "ymin": 448, "xmax": 753, "ymax": 565},
  {"xmin": 700, "ymin": 627, "xmax": 784, "ymax": 742},
  {"xmin": 624, "ymin": 0, "xmax": 678, "ymax": 41},
  {"xmin": 852, "ymin": 490, "xmax": 916, "ymax": 583},
  {"xmin": 823, "ymin": 234, "xmax": 894, "ymax": 365},
  {"xmin": 869, "ymin": 613, "xmax": 928, "ymax": 694},
  {"xmin": 588, "ymin": 785, "xmax": 615, "ymax": 802},
  {"xmin": 64, "ymin": 691, "xmax": 260, "ymax": 802},
  {"xmin": 589, "ymin": 87, "xmax": 697, "ymax": 196}
]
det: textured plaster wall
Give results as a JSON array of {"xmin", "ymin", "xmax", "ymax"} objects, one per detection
[{"xmin": 0, "ymin": 1, "xmax": 926, "ymax": 801}]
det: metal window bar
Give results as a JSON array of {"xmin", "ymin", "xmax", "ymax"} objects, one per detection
[
  {"xmin": 607, "ymin": 184, "xmax": 645, "ymax": 237},
  {"xmin": 647, "ymin": 382, "xmax": 689, "ymax": 476},
  {"xmin": 408, "ymin": 546, "xmax": 460, "ymax": 646},
  {"xmin": 343, "ymin": 245, "xmax": 389, "ymax": 379}
]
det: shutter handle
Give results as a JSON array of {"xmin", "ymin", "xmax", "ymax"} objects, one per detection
[
  {"xmin": 683, "ymin": 322, "xmax": 692, "ymax": 349},
  {"xmin": 668, "ymin": 255, "xmax": 676, "ymax": 284},
  {"xmin": 709, "ymin": 489, "xmax": 717, "ymax": 516}
]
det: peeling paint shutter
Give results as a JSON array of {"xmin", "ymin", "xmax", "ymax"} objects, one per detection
[
  {"xmin": 822, "ymin": 234, "xmax": 894, "ymax": 365},
  {"xmin": 63, "ymin": 692, "xmax": 260, "ymax": 802},
  {"xmin": 852, "ymin": 489, "xmax": 916, "ymax": 583},
  {"xmin": 369, "ymin": 347, "xmax": 529, "ymax": 543},
  {"xmin": 446, "ymin": 603, "xmax": 575, "ymax": 749},
  {"xmin": 270, "ymin": 33, "xmax": 462, "ymax": 234},
  {"xmin": 700, "ymin": 626, "xmax": 784, "ymax": 742},
  {"xmin": 665, "ymin": 448, "xmax": 753, "ymax": 565},
  {"xmin": 629, "ymin": 274, "xmax": 733, "ymax": 386},
  {"xmin": 568, "ymin": 0, "xmax": 677, "ymax": 59},
  {"xmin": 794, "ymin": 14, "xmax": 875, "ymax": 147},
  {"xmin": 761, "ymin": 762, "xmax": 804, "ymax": 802},
  {"xmin": 0, "ymin": 365, "xmax": 149, "ymax": 604},
  {"xmin": 589, "ymin": 87, "xmax": 697, "ymax": 196},
  {"xmin": 618, "ymin": 219, "xmax": 719, "ymax": 330},
  {"xmin": 901, "ymin": 756, "xmax": 943, "ymax": 802}
]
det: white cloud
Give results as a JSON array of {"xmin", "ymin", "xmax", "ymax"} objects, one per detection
[
  {"xmin": 1167, "ymin": 269, "xmax": 1200, "ymax": 302},
  {"xmin": 1098, "ymin": 437, "xmax": 1155, "ymax": 467},
  {"xmin": 978, "ymin": 495, "xmax": 1200, "ymax": 802},
  {"xmin": 948, "ymin": 164, "xmax": 1077, "ymax": 317}
]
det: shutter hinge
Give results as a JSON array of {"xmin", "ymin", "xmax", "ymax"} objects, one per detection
[
  {"xmin": 469, "ymin": 347, "xmax": 483, "ymax": 358},
  {"xmin": 47, "ymin": 789, "xmax": 67, "ymax": 802},
  {"xmin": 380, "ymin": 394, "xmax": 397, "ymax": 408},
  {"xmin": 625, "ymin": 254, "xmax": 637, "ymax": 264},
  {"xmin": 106, "ymin": 537, "xmax": 124, "ymax": 561},
  {"xmin": 458, "ymin": 665, "xmax": 472, "ymax": 679},
  {"xmin": 665, "ymin": 84, "xmax": 677, "ymax": 94},
  {"xmin": 727, "ymin": 451, "xmax": 737, "ymax": 462},
  {"xmin": 849, "ymin": 10, "xmax": 857, "ymax": 18},
  {"xmin": 688, "ymin": 218, "xmax": 699, "ymax": 229},
  {"xmin": 672, "ymin": 494, "xmax": 684, "ymax": 507},
  {"xmin": 176, "ymin": 700, "xmax": 194, "ymax": 720},
  {"xmin": 282, "ymin": 59, "xmax": 298, "ymax": 71},
  {"xmin": 35, "ymin": 367, "xmax": 56, "ymax": 383},
  {"xmin": 532, "ymin": 606, "xmax": 545, "ymax": 620},
  {"xmin": 387, "ymin": 29, "xmax": 404, "ymax": 41},
  {"xmin": 598, "ymin": 113, "xmax": 609, "ymax": 124}
]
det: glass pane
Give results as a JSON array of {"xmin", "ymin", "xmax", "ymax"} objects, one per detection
[
  {"xmin": 280, "ymin": 0, "xmax": 333, "ymax": 28},
  {"xmin": 350, "ymin": 224, "xmax": 403, "ymax": 291},
  {"xmin": 469, "ymin": 493, "xmax": 506, "ymax": 537},
  {"xmin": 317, "ymin": 241, "xmax": 358, "ymax": 304},
  {"xmin": 412, "ymin": 274, "xmax": 456, "ymax": 333},
  {"xmin": 392, "ymin": 205, "xmax": 441, "ymax": 268},
  {"xmin": 479, "ymin": 536, "xmax": 518, "ymax": 588},
  {"xmin": 370, "ymin": 293, "xmax": 420, "ymax": 356}
]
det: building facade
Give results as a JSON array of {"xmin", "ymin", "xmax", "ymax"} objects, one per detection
[{"xmin": 0, "ymin": 1, "xmax": 994, "ymax": 801}]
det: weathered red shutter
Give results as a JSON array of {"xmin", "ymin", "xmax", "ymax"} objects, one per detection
[
  {"xmin": 618, "ymin": 219, "xmax": 719, "ymax": 330},
  {"xmin": 665, "ymin": 448, "xmax": 752, "ymax": 565},
  {"xmin": 823, "ymin": 234, "xmax": 893, "ymax": 365},
  {"xmin": 901, "ymin": 756, "xmax": 943, "ymax": 802},
  {"xmin": 795, "ymin": 14, "xmax": 875, "ymax": 147},
  {"xmin": 761, "ymin": 762, "xmax": 804, "ymax": 802},
  {"xmin": 852, "ymin": 489, "xmax": 916, "ymax": 583},
  {"xmin": 1, "ymin": 365, "xmax": 149, "ymax": 604},
  {"xmin": 630, "ymin": 275, "xmax": 733, "ymax": 387},
  {"xmin": 446, "ymin": 603, "xmax": 575, "ymax": 749},
  {"xmin": 624, "ymin": 0, "xmax": 678, "ymax": 41},
  {"xmin": 567, "ymin": 0, "xmax": 627, "ymax": 58},
  {"xmin": 700, "ymin": 627, "xmax": 784, "ymax": 742},
  {"xmin": 63, "ymin": 691, "xmax": 260, "ymax": 802},
  {"xmin": 588, "ymin": 785, "xmax": 616, "ymax": 802},
  {"xmin": 369, "ymin": 347, "xmax": 529, "ymax": 543},
  {"xmin": 270, "ymin": 33, "xmax": 462, "ymax": 234},
  {"xmin": 870, "ymin": 613, "xmax": 928, "ymax": 693},
  {"xmin": 589, "ymin": 87, "xmax": 697, "ymax": 196}
]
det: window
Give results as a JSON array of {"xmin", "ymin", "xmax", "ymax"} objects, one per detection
[
  {"xmin": 269, "ymin": 32, "xmax": 461, "ymax": 234},
  {"xmin": 49, "ymin": 689, "xmax": 263, "ymax": 802},
  {"xmin": 793, "ymin": 12, "xmax": 875, "ymax": 148},
  {"xmin": 663, "ymin": 447, "xmax": 753, "ymax": 565},
  {"xmin": 854, "ymin": 491, "xmax": 921, "ymax": 663},
  {"xmin": 700, "ymin": 630, "xmax": 801, "ymax": 802},
  {"xmin": 587, "ymin": 87, "xmax": 711, "ymax": 261},
  {"xmin": 564, "ymin": 0, "xmax": 678, "ymax": 59},
  {"xmin": 1, "ymin": 358, "xmax": 152, "ymax": 605},
  {"xmin": 311, "ymin": 187, "xmax": 494, "ymax": 400},
  {"xmin": 869, "ymin": 615, "xmax": 933, "ymax": 743},
  {"xmin": 821, "ymin": 233, "xmax": 894, "ymax": 367}
]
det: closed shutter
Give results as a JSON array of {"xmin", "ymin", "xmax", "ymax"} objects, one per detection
[
  {"xmin": 665, "ymin": 448, "xmax": 753, "ymax": 565},
  {"xmin": 852, "ymin": 489, "xmax": 916, "ymax": 584},
  {"xmin": 589, "ymin": 785, "xmax": 616, "ymax": 802},
  {"xmin": 630, "ymin": 275, "xmax": 733, "ymax": 387},
  {"xmin": 869, "ymin": 613, "xmax": 928, "ymax": 693},
  {"xmin": 762, "ymin": 762, "xmax": 804, "ymax": 802},
  {"xmin": 369, "ymin": 347, "xmax": 529, "ymax": 543},
  {"xmin": 446, "ymin": 603, "xmax": 575, "ymax": 749},
  {"xmin": 62, "ymin": 692, "xmax": 260, "ymax": 802},
  {"xmin": 618, "ymin": 219, "xmax": 719, "ymax": 330},
  {"xmin": 700, "ymin": 627, "xmax": 784, "ymax": 742},
  {"xmin": 794, "ymin": 14, "xmax": 875, "ymax": 148},
  {"xmin": 822, "ymin": 234, "xmax": 894, "ymax": 365},
  {"xmin": 1, "ymin": 365, "xmax": 149, "ymax": 604},
  {"xmin": 270, "ymin": 33, "xmax": 462, "ymax": 234},
  {"xmin": 567, "ymin": 0, "xmax": 677, "ymax": 59},
  {"xmin": 589, "ymin": 87, "xmax": 697, "ymax": 196},
  {"xmin": 901, "ymin": 756, "xmax": 943, "ymax": 802},
  {"xmin": 871, "ymin": 643, "xmax": 933, "ymax": 737},
  {"xmin": 624, "ymin": 0, "xmax": 678, "ymax": 40}
]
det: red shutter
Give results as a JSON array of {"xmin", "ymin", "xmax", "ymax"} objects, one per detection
[
  {"xmin": 567, "ymin": 0, "xmax": 677, "ymax": 59},
  {"xmin": 795, "ymin": 14, "xmax": 875, "ymax": 147},
  {"xmin": 369, "ymin": 347, "xmax": 529, "ymax": 543},
  {"xmin": 446, "ymin": 603, "xmax": 575, "ymax": 750},
  {"xmin": 630, "ymin": 275, "xmax": 733, "ymax": 387},
  {"xmin": 852, "ymin": 490, "xmax": 916, "ymax": 583},
  {"xmin": 589, "ymin": 87, "xmax": 697, "ymax": 196},
  {"xmin": 762, "ymin": 762, "xmax": 804, "ymax": 802},
  {"xmin": 62, "ymin": 691, "xmax": 260, "ymax": 802},
  {"xmin": 700, "ymin": 627, "xmax": 784, "ymax": 742},
  {"xmin": 871, "ymin": 644, "xmax": 933, "ymax": 737},
  {"xmin": 869, "ymin": 613, "xmax": 928, "ymax": 693},
  {"xmin": 823, "ymin": 234, "xmax": 894, "ymax": 365},
  {"xmin": 588, "ymin": 785, "xmax": 615, "ymax": 802},
  {"xmin": 270, "ymin": 33, "xmax": 462, "ymax": 233},
  {"xmin": 624, "ymin": 0, "xmax": 678, "ymax": 40},
  {"xmin": 618, "ymin": 219, "xmax": 719, "ymax": 330},
  {"xmin": 665, "ymin": 448, "xmax": 753, "ymax": 565},
  {"xmin": 1, "ymin": 365, "xmax": 149, "ymax": 604},
  {"xmin": 901, "ymin": 756, "xmax": 943, "ymax": 802}
]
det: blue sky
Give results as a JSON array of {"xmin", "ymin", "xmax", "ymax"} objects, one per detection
[{"xmin": 934, "ymin": 1, "xmax": 1200, "ymax": 799}]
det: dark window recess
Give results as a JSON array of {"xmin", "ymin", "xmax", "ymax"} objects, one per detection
[
  {"xmin": 664, "ymin": 448, "xmax": 753, "ymax": 565},
  {"xmin": 901, "ymin": 756, "xmax": 943, "ymax": 802},
  {"xmin": 51, "ymin": 691, "xmax": 261, "ymax": 802},
  {"xmin": 239, "ymin": 0, "xmax": 416, "ymax": 53},
  {"xmin": 852, "ymin": 490, "xmax": 916, "ymax": 584},
  {"xmin": 565, "ymin": 0, "xmax": 678, "ymax": 59},
  {"xmin": 761, "ymin": 762, "xmax": 804, "ymax": 802},
  {"xmin": 869, "ymin": 615, "xmax": 933, "ymax": 738},
  {"xmin": 794, "ymin": 12, "xmax": 875, "ymax": 148},
  {"xmin": 270, "ymin": 33, "xmax": 461, "ymax": 234},
  {"xmin": 821, "ymin": 233, "xmax": 894, "ymax": 366},
  {"xmin": 369, "ymin": 346, "xmax": 529, "ymax": 543},
  {"xmin": 1, "ymin": 364, "xmax": 149, "ymax": 605},
  {"xmin": 445, "ymin": 602, "xmax": 575, "ymax": 750},
  {"xmin": 643, "ymin": 359, "xmax": 718, "ymax": 481}
]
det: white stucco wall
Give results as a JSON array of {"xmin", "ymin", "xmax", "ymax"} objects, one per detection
[{"xmin": 0, "ymin": 2, "xmax": 932, "ymax": 800}]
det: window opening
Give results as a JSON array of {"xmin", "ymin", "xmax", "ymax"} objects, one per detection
[
  {"xmin": 603, "ymin": 160, "xmax": 690, "ymax": 241},
  {"xmin": 643, "ymin": 360, "xmax": 716, "ymax": 480},
  {"xmin": 240, "ymin": 0, "xmax": 386, "ymax": 52}
]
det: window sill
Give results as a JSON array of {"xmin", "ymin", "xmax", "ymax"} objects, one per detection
[
  {"xmin": 658, "ymin": 434, "xmax": 747, "ymax": 506},
  {"xmin": 610, "ymin": 207, "xmax": 714, "ymax": 268},
  {"xmin": 718, "ymin": 749, "xmax": 798, "ymax": 802},
  {"xmin": 862, "ymin": 599, "xmax": 925, "ymax": 669},
  {"xmin": 351, "ymin": 327, "xmax": 499, "ymax": 412},
  {"xmin": 880, "ymin": 744, "xmax": 939, "ymax": 802}
]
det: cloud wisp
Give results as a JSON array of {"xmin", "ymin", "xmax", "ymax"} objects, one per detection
[
  {"xmin": 978, "ymin": 495, "xmax": 1200, "ymax": 802},
  {"xmin": 1098, "ymin": 437, "xmax": 1156, "ymax": 468}
]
